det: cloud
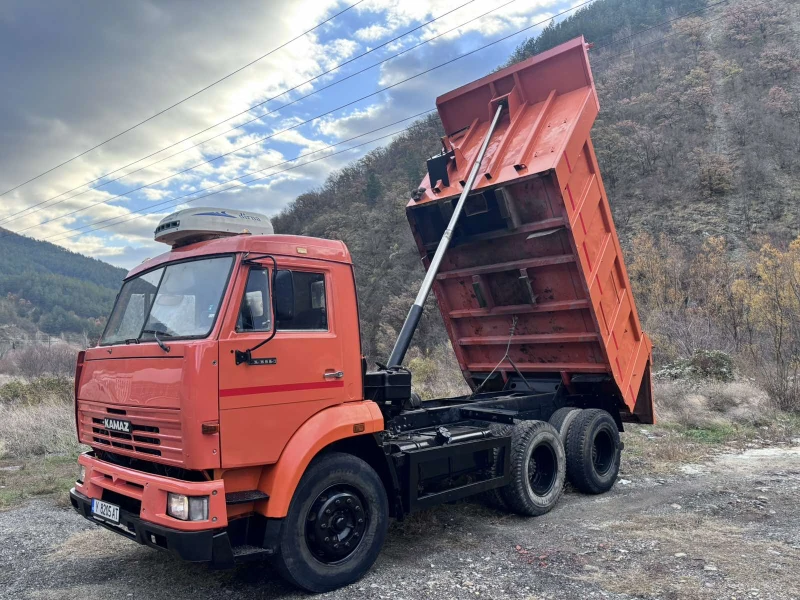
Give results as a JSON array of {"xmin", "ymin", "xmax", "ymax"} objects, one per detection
[
  {"xmin": 0, "ymin": 0, "xmax": 585, "ymax": 269},
  {"xmin": 355, "ymin": 24, "xmax": 392, "ymax": 42}
]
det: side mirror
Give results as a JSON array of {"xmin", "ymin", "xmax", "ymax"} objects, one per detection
[{"xmin": 274, "ymin": 270, "xmax": 294, "ymax": 322}]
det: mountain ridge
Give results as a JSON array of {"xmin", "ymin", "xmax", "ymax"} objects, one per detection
[{"xmin": 0, "ymin": 226, "xmax": 126, "ymax": 338}]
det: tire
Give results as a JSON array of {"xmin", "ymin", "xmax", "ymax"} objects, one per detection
[
  {"xmin": 549, "ymin": 407, "xmax": 582, "ymax": 444},
  {"xmin": 565, "ymin": 409, "xmax": 621, "ymax": 494},
  {"xmin": 480, "ymin": 423, "xmax": 513, "ymax": 510},
  {"xmin": 272, "ymin": 452, "xmax": 389, "ymax": 593},
  {"xmin": 500, "ymin": 421, "xmax": 566, "ymax": 516}
]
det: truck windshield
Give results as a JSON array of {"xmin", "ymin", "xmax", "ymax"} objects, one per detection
[{"xmin": 101, "ymin": 256, "xmax": 234, "ymax": 346}]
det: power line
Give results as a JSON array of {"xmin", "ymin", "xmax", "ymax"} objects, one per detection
[
  {"xmin": 3, "ymin": 0, "xmax": 591, "ymax": 240},
  {"xmin": 21, "ymin": 0, "xmax": 748, "ymax": 246},
  {"xmin": 0, "ymin": 0, "xmax": 481, "ymax": 226},
  {"xmin": 0, "ymin": 0, "xmax": 365, "ymax": 198},
  {"xmin": 4, "ymin": 0, "xmax": 522, "ymax": 235},
  {"xmin": 63, "ymin": 0, "xmax": 759, "ymax": 245},
  {"xmin": 47, "ymin": 115, "xmax": 437, "ymax": 244}
]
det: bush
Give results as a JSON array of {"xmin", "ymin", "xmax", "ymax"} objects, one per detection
[
  {"xmin": 655, "ymin": 379, "xmax": 772, "ymax": 429},
  {"xmin": 0, "ymin": 377, "xmax": 73, "ymax": 405},
  {"xmin": 406, "ymin": 344, "xmax": 469, "ymax": 400},
  {"xmin": 656, "ymin": 350, "xmax": 735, "ymax": 382},
  {"xmin": 0, "ymin": 344, "xmax": 78, "ymax": 379}
]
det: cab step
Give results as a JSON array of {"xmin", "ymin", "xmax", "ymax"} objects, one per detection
[{"xmin": 225, "ymin": 490, "xmax": 269, "ymax": 505}]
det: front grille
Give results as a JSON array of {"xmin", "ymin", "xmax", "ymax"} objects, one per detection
[
  {"xmin": 91, "ymin": 416, "xmax": 162, "ymax": 456},
  {"xmin": 79, "ymin": 400, "xmax": 183, "ymax": 466}
]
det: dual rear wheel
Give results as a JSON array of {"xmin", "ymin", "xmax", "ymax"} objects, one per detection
[
  {"xmin": 552, "ymin": 408, "xmax": 622, "ymax": 494},
  {"xmin": 488, "ymin": 408, "xmax": 622, "ymax": 516}
]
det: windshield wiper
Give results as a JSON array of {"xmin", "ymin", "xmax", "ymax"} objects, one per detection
[{"xmin": 140, "ymin": 329, "xmax": 172, "ymax": 353}]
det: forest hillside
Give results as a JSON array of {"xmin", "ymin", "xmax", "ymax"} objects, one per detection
[
  {"xmin": 0, "ymin": 227, "xmax": 126, "ymax": 341},
  {"xmin": 274, "ymin": 0, "xmax": 800, "ymax": 406}
]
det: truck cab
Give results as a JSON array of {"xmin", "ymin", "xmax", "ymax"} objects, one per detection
[{"xmin": 71, "ymin": 219, "xmax": 391, "ymax": 587}]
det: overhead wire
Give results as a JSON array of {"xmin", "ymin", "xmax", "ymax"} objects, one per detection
[
  {"xmin": 20, "ymin": 0, "xmax": 754, "ymax": 245},
  {"xmin": 0, "ymin": 0, "xmax": 366, "ymax": 198},
  {"xmin": 0, "ymin": 0, "xmax": 481, "ymax": 226},
  {"xmin": 2, "ymin": 0, "xmax": 592, "ymax": 240},
  {"xmin": 44, "ymin": 111, "xmax": 437, "ymax": 243}
]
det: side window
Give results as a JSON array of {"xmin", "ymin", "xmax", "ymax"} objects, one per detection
[
  {"xmin": 237, "ymin": 268, "xmax": 272, "ymax": 332},
  {"xmin": 277, "ymin": 271, "xmax": 328, "ymax": 331}
]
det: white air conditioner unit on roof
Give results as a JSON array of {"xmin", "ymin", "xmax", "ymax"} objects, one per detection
[{"xmin": 154, "ymin": 207, "xmax": 274, "ymax": 247}]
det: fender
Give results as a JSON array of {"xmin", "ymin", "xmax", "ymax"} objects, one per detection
[{"xmin": 257, "ymin": 400, "xmax": 384, "ymax": 518}]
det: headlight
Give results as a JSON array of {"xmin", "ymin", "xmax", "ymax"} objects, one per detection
[
  {"xmin": 77, "ymin": 465, "xmax": 86, "ymax": 484},
  {"xmin": 167, "ymin": 493, "xmax": 209, "ymax": 521}
]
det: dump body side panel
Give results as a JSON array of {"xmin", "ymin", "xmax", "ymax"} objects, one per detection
[{"xmin": 406, "ymin": 37, "xmax": 653, "ymax": 422}]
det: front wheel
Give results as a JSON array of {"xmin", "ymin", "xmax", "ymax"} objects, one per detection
[{"xmin": 273, "ymin": 452, "xmax": 389, "ymax": 593}]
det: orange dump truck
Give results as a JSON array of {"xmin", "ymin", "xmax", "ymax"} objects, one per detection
[{"xmin": 70, "ymin": 37, "xmax": 652, "ymax": 593}]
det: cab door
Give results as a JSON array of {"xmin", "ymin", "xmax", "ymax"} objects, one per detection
[{"xmin": 218, "ymin": 258, "xmax": 347, "ymax": 467}]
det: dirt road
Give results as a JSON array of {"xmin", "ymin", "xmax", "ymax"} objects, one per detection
[{"xmin": 2, "ymin": 441, "xmax": 799, "ymax": 600}]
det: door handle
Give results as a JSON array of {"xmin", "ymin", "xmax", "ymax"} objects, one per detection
[{"xmin": 324, "ymin": 371, "xmax": 344, "ymax": 379}]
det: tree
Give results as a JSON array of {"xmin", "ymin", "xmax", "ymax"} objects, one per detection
[
  {"xmin": 692, "ymin": 149, "xmax": 733, "ymax": 198},
  {"xmin": 736, "ymin": 240, "xmax": 800, "ymax": 410}
]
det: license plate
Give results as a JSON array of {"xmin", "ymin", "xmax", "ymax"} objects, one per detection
[{"xmin": 91, "ymin": 499, "xmax": 120, "ymax": 524}]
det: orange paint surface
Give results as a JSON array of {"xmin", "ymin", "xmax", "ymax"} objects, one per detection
[
  {"xmin": 406, "ymin": 37, "xmax": 654, "ymax": 422},
  {"xmin": 76, "ymin": 452, "xmax": 227, "ymax": 530},
  {"xmin": 256, "ymin": 401, "xmax": 384, "ymax": 518},
  {"xmin": 76, "ymin": 234, "xmax": 376, "ymax": 521}
]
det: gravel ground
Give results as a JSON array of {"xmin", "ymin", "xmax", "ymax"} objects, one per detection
[{"xmin": 1, "ymin": 444, "xmax": 799, "ymax": 600}]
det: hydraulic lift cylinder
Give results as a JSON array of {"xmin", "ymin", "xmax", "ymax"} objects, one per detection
[{"xmin": 387, "ymin": 103, "xmax": 505, "ymax": 367}]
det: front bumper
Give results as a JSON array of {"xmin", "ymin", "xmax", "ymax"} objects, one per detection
[
  {"xmin": 71, "ymin": 488, "xmax": 235, "ymax": 565},
  {"xmin": 74, "ymin": 452, "xmax": 228, "ymax": 531},
  {"xmin": 70, "ymin": 452, "xmax": 284, "ymax": 566}
]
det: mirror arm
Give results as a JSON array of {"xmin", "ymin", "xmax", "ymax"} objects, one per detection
[{"xmin": 235, "ymin": 253, "xmax": 279, "ymax": 366}]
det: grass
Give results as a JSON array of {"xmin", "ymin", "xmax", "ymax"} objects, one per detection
[
  {"xmin": 0, "ymin": 453, "xmax": 79, "ymax": 510},
  {"xmin": 0, "ymin": 375, "xmax": 83, "ymax": 508},
  {"xmin": 621, "ymin": 412, "xmax": 800, "ymax": 476},
  {"xmin": 0, "ymin": 395, "xmax": 82, "ymax": 458},
  {"xmin": 662, "ymin": 421, "xmax": 746, "ymax": 444}
]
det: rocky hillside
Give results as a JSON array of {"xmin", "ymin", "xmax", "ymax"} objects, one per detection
[{"xmin": 274, "ymin": 0, "xmax": 799, "ymax": 362}]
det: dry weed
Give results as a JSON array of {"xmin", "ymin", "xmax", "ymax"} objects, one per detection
[
  {"xmin": 406, "ymin": 344, "xmax": 469, "ymax": 400},
  {"xmin": 0, "ymin": 344, "xmax": 78, "ymax": 378},
  {"xmin": 0, "ymin": 395, "xmax": 81, "ymax": 458},
  {"xmin": 655, "ymin": 379, "xmax": 772, "ymax": 428}
]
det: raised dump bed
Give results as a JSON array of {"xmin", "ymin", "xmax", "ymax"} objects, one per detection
[{"xmin": 406, "ymin": 37, "xmax": 654, "ymax": 423}]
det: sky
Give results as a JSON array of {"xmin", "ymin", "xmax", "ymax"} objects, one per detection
[{"xmin": 0, "ymin": 0, "xmax": 588, "ymax": 270}]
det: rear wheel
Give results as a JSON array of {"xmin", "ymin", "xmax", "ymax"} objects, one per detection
[
  {"xmin": 565, "ymin": 409, "xmax": 621, "ymax": 494},
  {"xmin": 549, "ymin": 407, "xmax": 582, "ymax": 444},
  {"xmin": 500, "ymin": 421, "xmax": 565, "ymax": 516},
  {"xmin": 273, "ymin": 452, "xmax": 388, "ymax": 593}
]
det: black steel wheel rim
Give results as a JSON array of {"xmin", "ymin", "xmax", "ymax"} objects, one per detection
[
  {"xmin": 527, "ymin": 443, "xmax": 558, "ymax": 496},
  {"xmin": 592, "ymin": 427, "xmax": 615, "ymax": 475},
  {"xmin": 305, "ymin": 485, "xmax": 368, "ymax": 564}
]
